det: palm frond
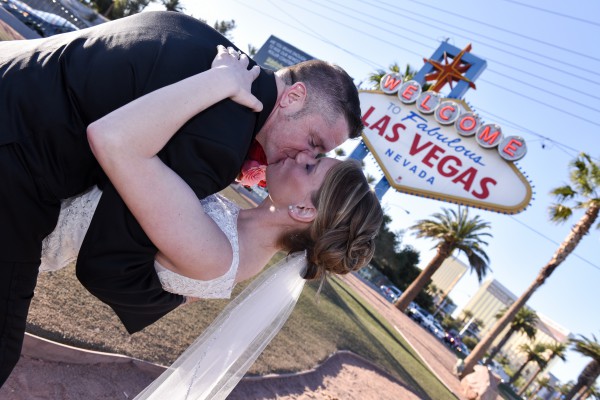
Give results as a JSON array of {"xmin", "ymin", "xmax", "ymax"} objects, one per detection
[
  {"xmin": 570, "ymin": 153, "xmax": 600, "ymax": 198},
  {"xmin": 551, "ymin": 185, "xmax": 576, "ymax": 202},
  {"xmin": 549, "ymin": 203, "xmax": 573, "ymax": 223},
  {"xmin": 548, "ymin": 154, "xmax": 600, "ymax": 225},
  {"xmin": 570, "ymin": 334, "xmax": 600, "ymax": 361},
  {"xmin": 465, "ymin": 251, "xmax": 489, "ymax": 282}
]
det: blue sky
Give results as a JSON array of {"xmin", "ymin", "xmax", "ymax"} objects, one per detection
[{"xmin": 148, "ymin": 0, "xmax": 599, "ymax": 384}]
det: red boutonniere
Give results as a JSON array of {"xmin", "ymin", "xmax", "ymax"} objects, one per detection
[{"xmin": 236, "ymin": 140, "xmax": 267, "ymax": 188}]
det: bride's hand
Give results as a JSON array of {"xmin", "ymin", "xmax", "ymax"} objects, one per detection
[{"xmin": 213, "ymin": 45, "xmax": 263, "ymax": 112}]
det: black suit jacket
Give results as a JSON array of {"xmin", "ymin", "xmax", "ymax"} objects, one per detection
[{"xmin": 0, "ymin": 12, "xmax": 277, "ymax": 333}]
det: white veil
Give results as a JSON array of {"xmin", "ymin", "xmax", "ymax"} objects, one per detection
[{"xmin": 134, "ymin": 252, "xmax": 307, "ymax": 400}]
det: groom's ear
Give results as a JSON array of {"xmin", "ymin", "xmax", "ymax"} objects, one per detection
[
  {"xmin": 278, "ymin": 82, "xmax": 307, "ymax": 112},
  {"xmin": 288, "ymin": 203, "xmax": 317, "ymax": 223}
]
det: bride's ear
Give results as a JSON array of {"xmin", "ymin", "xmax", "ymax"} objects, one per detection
[{"xmin": 288, "ymin": 204, "xmax": 316, "ymax": 223}]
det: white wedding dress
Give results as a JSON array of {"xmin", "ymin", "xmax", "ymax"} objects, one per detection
[
  {"xmin": 40, "ymin": 186, "xmax": 308, "ymax": 400},
  {"xmin": 41, "ymin": 186, "xmax": 241, "ymax": 299}
]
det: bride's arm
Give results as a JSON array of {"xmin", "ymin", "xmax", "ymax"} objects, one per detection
[{"xmin": 87, "ymin": 47, "xmax": 262, "ymax": 280}]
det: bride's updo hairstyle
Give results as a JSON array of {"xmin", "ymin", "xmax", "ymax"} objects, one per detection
[{"xmin": 279, "ymin": 160, "xmax": 383, "ymax": 280}]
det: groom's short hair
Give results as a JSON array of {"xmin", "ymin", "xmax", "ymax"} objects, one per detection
[{"xmin": 278, "ymin": 60, "xmax": 363, "ymax": 139}]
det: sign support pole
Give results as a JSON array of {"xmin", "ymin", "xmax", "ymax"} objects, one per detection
[
  {"xmin": 348, "ymin": 141, "xmax": 390, "ymax": 200},
  {"xmin": 374, "ymin": 177, "xmax": 391, "ymax": 200}
]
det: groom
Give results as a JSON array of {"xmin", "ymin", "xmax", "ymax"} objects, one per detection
[{"xmin": 0, "ymin": 11, "xmax": 362, "ymax": 385}]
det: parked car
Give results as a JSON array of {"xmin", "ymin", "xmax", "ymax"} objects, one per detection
[
  {"xmin": 423, "ymin": 316, "xmax": 446, "ymax": 339},
  {"xmin": 443, "ymin": 329, "xmax": 461, "ymax": 346},
  {"xmin": 406, "ymin": 304, "xmax": 427, "ymax": 324},
  {"xmin": 406, "ymin": 308, "xmax": 423, "ymax": 323},
  {"xmin": 379, "ymin": 285, "xmax": 402, "ymax": 303},
  {"xmin": 455, "ymin": 342, "xmax": 471, "ymax": 356},
  {"xmin": 1, "ymin": 0, "xmax": 78, "ymax": 37}
]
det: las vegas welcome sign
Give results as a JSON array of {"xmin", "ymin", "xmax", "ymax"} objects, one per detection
[{"xmin": 360, "ymin": 79, "xmax": 532, "ymax": 214}]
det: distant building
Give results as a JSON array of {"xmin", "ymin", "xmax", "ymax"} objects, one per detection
[
  {"xmin": 428, "ymin": 256, "xmax": 467, "ymax": 316},
  {"xmin": 458, "ymin": 279, "xmax": 570, "ymax": 386},
  {"xmin": 460, "ymin": 279, "xmax": 516, "ymax": 338},
  {"xmin": 431, "ymin": 256, "xmax": 467, "ymax": 295}
]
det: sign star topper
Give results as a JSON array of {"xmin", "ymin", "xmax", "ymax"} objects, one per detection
[
  {"xmin": 413, "ymin": 42, "xmax": 487, "ymax": 99},
  {"xmin": 424, "ymin": 43, "xmax": 475, "ymax": 92}
]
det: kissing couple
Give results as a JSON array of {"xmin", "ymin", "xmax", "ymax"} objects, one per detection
[{"xmin": 0, "ymin": 11, "xmax": 383, "ymax": 398}]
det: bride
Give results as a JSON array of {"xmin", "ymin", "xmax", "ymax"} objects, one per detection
[{"xmin": 41, "ymin": 46, "xmax": 383, "ymax": 399}]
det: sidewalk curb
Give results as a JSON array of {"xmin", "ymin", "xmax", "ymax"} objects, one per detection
[{"xmin": 21, "ymin": 332, "xmax": 166, "ymax": 377}]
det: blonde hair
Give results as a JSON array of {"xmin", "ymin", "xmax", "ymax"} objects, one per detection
[{"xmin": 278, "ymin": 160, "xmax": 383, "ymax": 280}]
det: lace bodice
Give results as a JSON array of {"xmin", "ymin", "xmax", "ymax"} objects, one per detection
[
  {"xmin": 40, "ymin": 187, "xmax": 241, "ymax": 299},
  {"xmin": 41, "ymin": 186, "xmax": 103, "ymax": 273},
  {"xmin": 154, "ymin": 195, "xmax": 240, "ymax": 299}
]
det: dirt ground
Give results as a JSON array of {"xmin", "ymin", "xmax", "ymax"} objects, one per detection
[{"xmin": 0, "ymin": 273, "xmax": 465, "ymax": 400}]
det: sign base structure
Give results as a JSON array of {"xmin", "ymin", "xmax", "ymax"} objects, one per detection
[{"xmin": 358, "ymin": 90, "xmax": 532, "ymax": 214}]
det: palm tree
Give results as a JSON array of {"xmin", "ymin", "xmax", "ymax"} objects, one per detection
[
  {"xmin": 213, "ymin": 20, "xmax": 237, "ymax": 39},
  {"xmin": 367, "ymin": 63, "xmax": 405, "ymax": 90},
  {"xmin": 546, "ymin": 342, "xmax": 568, "ymax": 365},
  {"xmin": 367, "ymin": 63, "xmax": 432, "ymax": 91},
  {"xmin": 561, "ymin": 382, "xmax": 576, "ymax": 398},
  {"xmin": 509, "ymin": 343, "xmax": 548, "ymax": 385},
  {"xmin": 564, "ymin": 334, "xmax": 600, "ymax": 399},
  {"xmin": 471, "ymin": 318, "xmax": 484, "ymax": 334},
  {"xmin": 461, "ymin": 153, "xmax": 600, "ymax": 378},
  {"xmin": 427, "ymin": 283, "xmax": 441, "ymax": 298},
  {"xmin": 395, "ymin": 207, "xmax": 491, "ymax": 311},
  {"xmin": 442, "ymin": 314, "xmax": 461, "ymax": 332},
  {"xmin": 460, "ymin": 309, "xmax": 474, "ymax": 324},
  {"xmin": 497, "ymin": 354, "xmax": 510, "ymax": 368},
  {"xmin": 334, "ymin": 148, "xmax": 346, "ymax": 159},
  {"xmin": 520, "ymin": 342, "xmax": 567, "ymax": 396},
  {"xmin": 528, "ymin": 376, "xmax": 551, "ymax": 400},
  {"xmin": 83, "ymin": 0, "xmax": 152, "ymax": 19},
  {"xmin": 160, "ymin": 0, "xmax": 184, "ymax": 12},
  {"xmin": 247, "ymin": 44, "xmax": 258, "ymax": 57},
  {"xmin": 486, "ymin": 307, "xmax": 539, "ymax": 365},
  {"xmin": 584, "ymin": 384, "xmax": 600, "ymax": 400}
]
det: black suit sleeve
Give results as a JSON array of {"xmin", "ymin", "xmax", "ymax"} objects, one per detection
[{"xmin": 76, "ymin": 184, "xmax": 184, "ymax": 334}]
